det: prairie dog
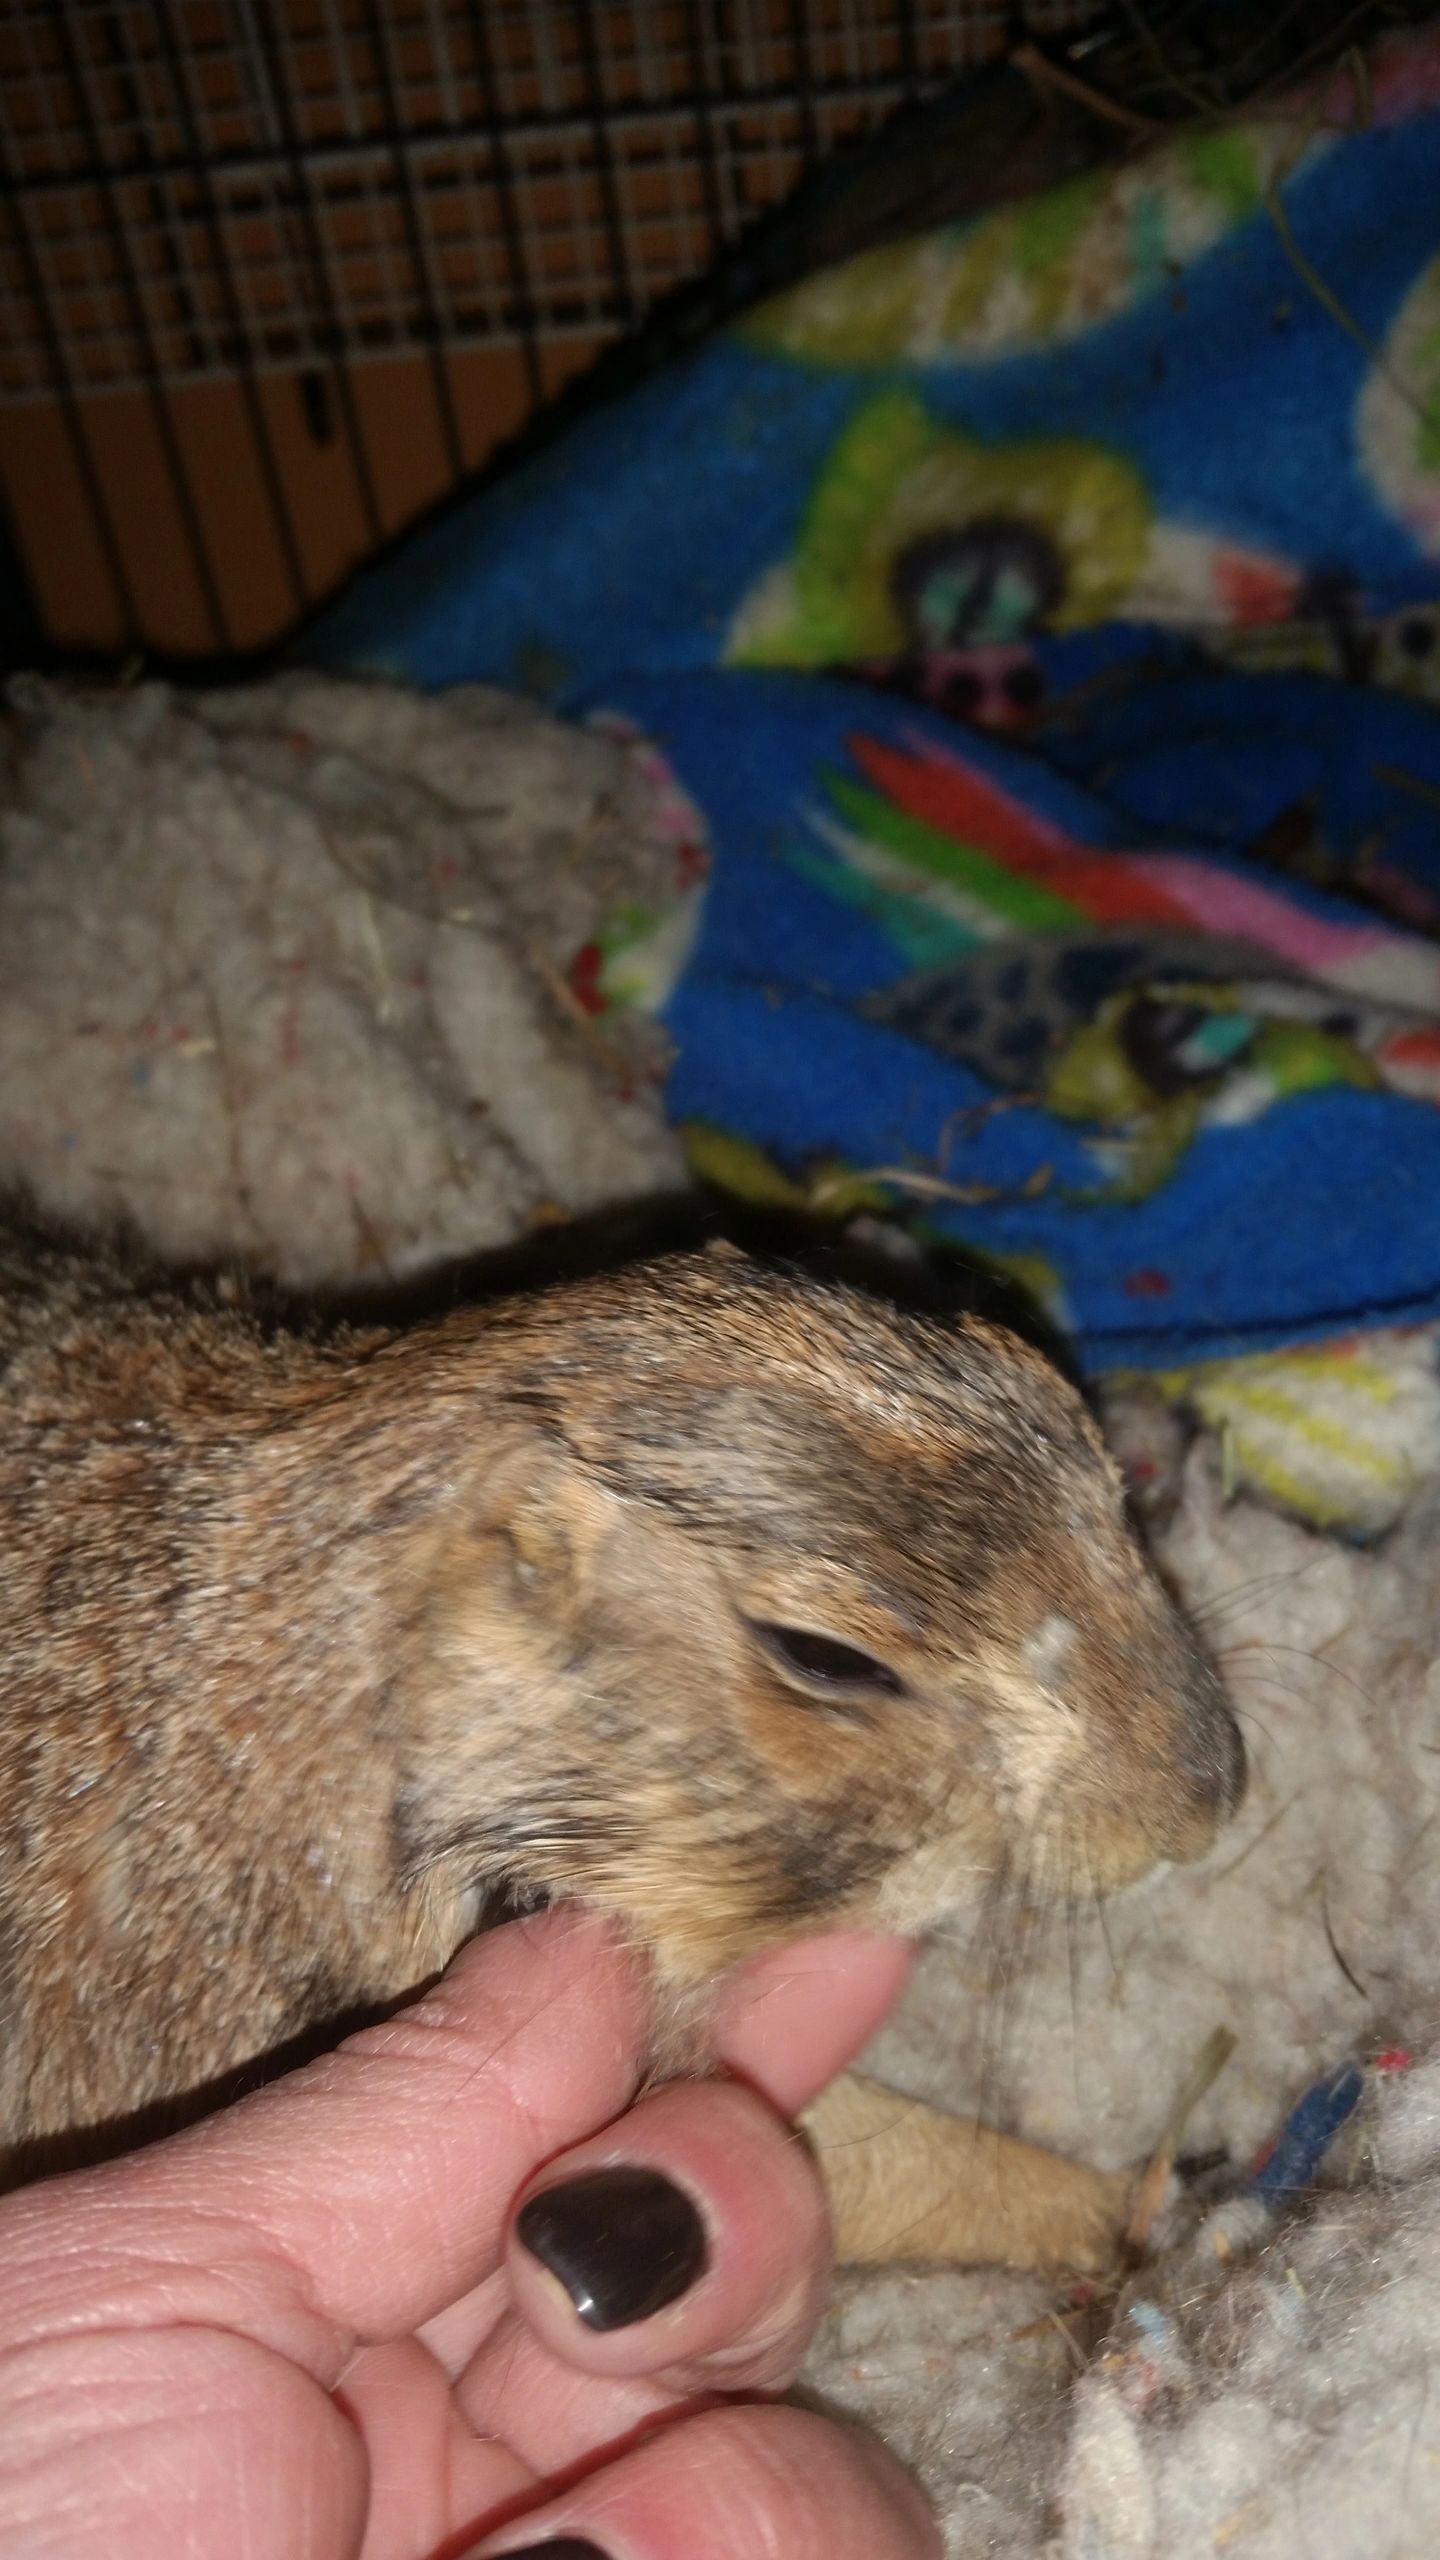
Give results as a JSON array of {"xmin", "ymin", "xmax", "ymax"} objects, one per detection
[{"xmin": 0, "ymin": 1221, "xmax": 1242, "ymax": 2265}]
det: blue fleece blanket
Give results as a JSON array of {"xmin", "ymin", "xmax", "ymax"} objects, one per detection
[{"xmin": 307, "ymin": 28, "xmax": 1440, "ymax": 1368}]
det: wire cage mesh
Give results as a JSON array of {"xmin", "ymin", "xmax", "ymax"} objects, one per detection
[{"xmin": 0, "ymin": 0, "xmax": 1104, "ymax": 659}]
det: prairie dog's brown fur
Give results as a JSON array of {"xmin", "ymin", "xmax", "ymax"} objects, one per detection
[{"xmin": 0, "ymin": 1221, "xmax": 1243, "ymax": 2219}]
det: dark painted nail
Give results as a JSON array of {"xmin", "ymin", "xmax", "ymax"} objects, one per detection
[
  {"xmin": 479, "ymin": 2543, "xmax": 610, "ymax": 2560},
  {"xmin": 516, "ymin": 2163, "xmax": 708, "ymax": 2330}
]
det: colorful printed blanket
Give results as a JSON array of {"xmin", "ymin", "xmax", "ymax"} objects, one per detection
[{"xmin": 309, "ymin": 27, "xmax": 1440, "ymax": 1385}]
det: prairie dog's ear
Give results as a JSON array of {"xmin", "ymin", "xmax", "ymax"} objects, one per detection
[
  {"xmin": 428, "ymin": 1426, "xmax": 722, "ymax": 1674},
  {"xmin": 703, "ymin": 1236, "xmax": 747, "ymax": 1265},
  {"xmin": 440, "ymin": 1431, "xmax": 617, "ymax": 1627}
]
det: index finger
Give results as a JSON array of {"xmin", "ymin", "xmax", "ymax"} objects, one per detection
[
  {"xmin": 0, "ymin": 1907, "xmax": 646, "ymax": 2387},
  {"xmin": 714, "ymin": 1930, "xmax": 916, "ymax": 2112}
]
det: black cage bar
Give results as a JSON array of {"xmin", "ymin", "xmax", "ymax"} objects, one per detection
[{"xmin": 0, "ymin": 1, "xmax": 1103, "ymax": 657}]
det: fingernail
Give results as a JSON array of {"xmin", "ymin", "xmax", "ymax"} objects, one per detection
[
  {"xmin": 469, "ymin": 2540, "xmax": 611, "ymax": 2559},
  {"xmin": 516, "ymin": 2163, "xmax": 708, "ymax": 2330},
  {"xmin": 479, "ymin": 2543, "xmax": 611, "ymax": 2559}
]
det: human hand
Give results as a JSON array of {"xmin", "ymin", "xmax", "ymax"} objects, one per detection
[{"xmin": 0, "ymin": 1908, "xmax": 940, "ymax": 2558}]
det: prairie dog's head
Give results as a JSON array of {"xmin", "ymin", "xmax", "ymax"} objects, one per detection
[{"xmin": 395, "ymin": 1246, "xmax": 1244, "ymax": 1986}]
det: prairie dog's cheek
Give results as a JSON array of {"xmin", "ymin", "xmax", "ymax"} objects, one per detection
[{"xmin": 735, "ymin": 1675, "xmax": 875, "ymax": 1791}]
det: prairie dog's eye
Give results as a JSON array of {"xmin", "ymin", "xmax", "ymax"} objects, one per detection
[{"xmin": 749, "ymin": 1621, "xmax": 909, "ymax": 1698}]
